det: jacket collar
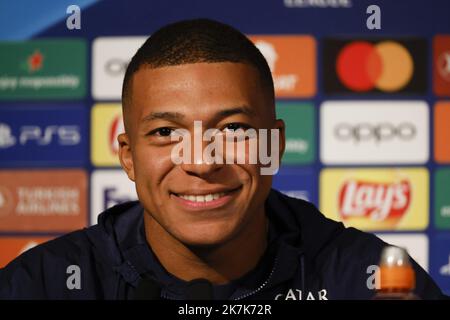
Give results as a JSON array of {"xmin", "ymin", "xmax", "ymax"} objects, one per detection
[{"xmin": 94, "ymin": 189, "xmax": 312, "ymax": 296}]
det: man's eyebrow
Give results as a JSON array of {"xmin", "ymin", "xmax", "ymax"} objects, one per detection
[
  {"xmin": 141, "ymin": 111, "xmax": 185, "ymax": 122},
  {"xmin": 217, "ymin": 106, "xmax": 257, "ymax": 118},
  {"xmin": 141, "ymin": 106, "xmax": 256, "ymax": 123}
]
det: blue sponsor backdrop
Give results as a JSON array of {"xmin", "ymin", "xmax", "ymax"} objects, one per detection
[
  {"xmin": 0, "ymin": 104, "xmax": 88, "ymax": 167},
  {"xmin": 273, "ymin": 166, "xmax": 317, "ymax": 204},
  {"xmin": 430, "ymin": 234, "xmax": 450, "ymax": 293},
  {"xmin": 0, "ymin": 0, "xmax": 449, "ymax": 294}
]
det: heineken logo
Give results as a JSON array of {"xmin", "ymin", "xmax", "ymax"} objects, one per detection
[
  {"xmin": 0, "ymin": 40, "xmax": 86, "ymax": 99},
  {"xmin": 28, "ymin": 50, "xmax": 44, "ymax": 73}
]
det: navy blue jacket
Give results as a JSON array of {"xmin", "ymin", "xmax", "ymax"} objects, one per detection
[{"xmin": 0, "ymin": 190, "xmax": 446, "ymax": 300}]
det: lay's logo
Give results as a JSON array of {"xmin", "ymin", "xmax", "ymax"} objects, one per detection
[
  {"xmin": 109, "ymin": 114, "xmax": 124, "ymax": 156},
  {"xmin": 339, "ymin": 179, "xmax": 411, "ymax": 223},
  {"xmin": 320, "ymin": 168, "xmax": 428, "ymax": 231},
  {"xmin": 91, "ymin": 103, "xmax": 123, "ymax": 167}
]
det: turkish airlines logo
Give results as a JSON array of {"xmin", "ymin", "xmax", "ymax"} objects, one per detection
[
  {"xmin": 0, "ymin": 170, "xmax": 87, "ymax": 232},
  {"xmin": 0, "ymin": 186, "xmax": 13, "ymax": 217},
  {"xmin": 339, "ymin": 179, "xmax": 411, "ymax": 221},
  {"xmin": 334, "ymin": 122, "xmax": 416, "ymax": 144},
  {"xmin": 324, "ymin": 38, "xmax": 426, "ymax": 94}
]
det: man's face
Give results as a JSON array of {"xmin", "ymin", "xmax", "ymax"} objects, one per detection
[{"xmin": 119, "ymin": 62, "xmax": 285, "ymax": 247}]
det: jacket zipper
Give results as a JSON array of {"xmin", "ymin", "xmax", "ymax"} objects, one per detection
[
  {"xmin": 233, "ymin": 257, "xmax": 278, "ymax": 300},
  {"xmin": 158, "ymin": 257, "xmax": 279, "ymax": 300}
]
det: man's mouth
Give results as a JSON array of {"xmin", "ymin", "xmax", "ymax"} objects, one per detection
[
  {"xmin": 178, "ymin": 192, "xmax": 228, "ymax": 203},
  {"xmin": 170, "ymin": 186, "xmax": 242, "ymax": 210}
]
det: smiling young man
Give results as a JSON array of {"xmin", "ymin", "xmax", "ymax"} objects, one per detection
[{"xmin": 0, "ymin": 19, "xmax": 447, "ymax": 300}]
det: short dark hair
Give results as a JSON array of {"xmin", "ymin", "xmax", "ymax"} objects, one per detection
[{"xmin": 121, "ymin": 18, "xmax": 275, "ymax": 120}]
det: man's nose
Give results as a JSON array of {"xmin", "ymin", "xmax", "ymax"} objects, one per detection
[
  {"xmin": 180, "ymin": 161, "xmax": 222, "ymax": 178},
  {"xmin": 179, "ymin": 138, "xmax": 224, "ymax": 178}
]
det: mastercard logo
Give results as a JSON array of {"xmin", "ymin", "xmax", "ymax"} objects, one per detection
[
  {"xmin": 336, "ymin": 41, "xmax": 413, "ymax": 92},
  {"xmin": 324, "ymin": 38, "xmax": 426, "ymax": 94}
]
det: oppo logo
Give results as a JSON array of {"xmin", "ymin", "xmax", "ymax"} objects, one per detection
[
  {"xmin": 104, "ymin": 58, "xmax": 128, "ymax": 76},
  {"xmin": 334, "ymin": 122, "xmax": 416, "ymax": 143}
]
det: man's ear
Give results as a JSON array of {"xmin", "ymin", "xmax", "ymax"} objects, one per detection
[
  {"xmin": 275, "ymin": 119, "xmax": 286, "ymax": 162},
  {"xmin": 118, "ymin": 133, "xmax": 135, "ymax": 182}
]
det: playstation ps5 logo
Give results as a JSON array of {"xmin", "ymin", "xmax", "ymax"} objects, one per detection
[
  {"xmin": 0, "ymin": 123, "xmax": 80, "ymax": 149},
  {"xmin": 0, "ymin": 123, "xmax": 16, "ymax": 148}
]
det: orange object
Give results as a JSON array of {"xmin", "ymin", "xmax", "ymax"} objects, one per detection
[
  {"xmin": 435, "ymin": 102, "xmax": 450, "ymax": 163},
  {"xmin": 0, "ymin": 169, "xmax": 88, "ymax": 232},
  {"xmin": 379, "ymin": 265, "xmax": 415, "ymax": 291},
  {"xmin": 249, "ymin": 35, "xmax": 316, "ymax": 98},
  {"xmin": 0, "ymin": 237, "xmax": 52, "ymax": 268},
  {"xmin": 373, "ymin": 246, "xmax": 420, "ymax": 299},
  {"xmin": 433, "ymin": 35, "xmax": 450, "ymax": 96}
]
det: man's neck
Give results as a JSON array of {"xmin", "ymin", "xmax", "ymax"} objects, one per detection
[{"xmin": 144, "ymin": 210, "xmax": 268, "ymax": 285}]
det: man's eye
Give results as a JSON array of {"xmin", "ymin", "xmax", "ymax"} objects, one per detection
[
  {"xmin": 223, "ymin": 123, "xmax": 250, "ymax": 132},
  {"xmin": 148, "ymin": 127, "xmax": 174, "ymax": 137}
]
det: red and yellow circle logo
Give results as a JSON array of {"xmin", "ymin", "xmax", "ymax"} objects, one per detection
[{"xmin": 336, "ymin": 41, "xmax": 414, "ymax": 92}]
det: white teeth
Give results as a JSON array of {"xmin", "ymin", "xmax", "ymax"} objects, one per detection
[{"xmin": 178, "ymin": 192, "xmax": 227, "ymax": 202}]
